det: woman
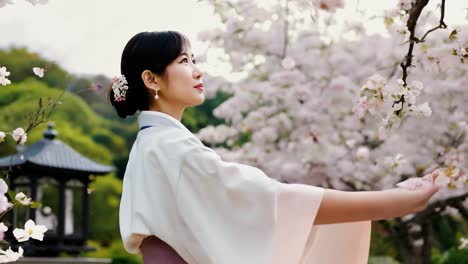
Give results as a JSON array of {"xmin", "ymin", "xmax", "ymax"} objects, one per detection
[{"xmin": 109, "ymin": 31, "xmax": 440, "ymax": 264}]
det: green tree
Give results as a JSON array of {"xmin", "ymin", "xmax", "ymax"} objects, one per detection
[
  {"xmin": 88, "ymin": 174, "xmax": 122, "ymax": 246},
  {"xmin": 0, "ymin": 47, "xmax": 69, "ymax": 89}
]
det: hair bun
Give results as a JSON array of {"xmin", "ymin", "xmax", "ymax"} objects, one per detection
[{"xmin": 108, "ymin": 84, "xmax": 139, "ymax": 118}]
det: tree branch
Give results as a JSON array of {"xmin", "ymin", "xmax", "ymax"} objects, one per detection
[
  {"xmin": 400, "ymin": 0, "xmax": 430, "ymax": 86},
  {"xmin": 400, "ymin": 0, "xmax": 447, "ymax": 86},
  {"xmin": 418, "ymin": 0, "xmax": 447, "ymax": 43},
  {"xmin": 281, "ymin": 0, "xmax": 290, "ymax": 59}
]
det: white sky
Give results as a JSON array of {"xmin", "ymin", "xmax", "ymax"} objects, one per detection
[{"xmin": 0, "ymin": 0, "xmax": 466, "ymax": 77}]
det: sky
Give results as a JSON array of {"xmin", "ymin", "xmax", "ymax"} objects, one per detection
[
  {"xmin": 0, "ymin": 0, "xmax": 466, "ymax": 78},
  {"xmin": 0, "ymin": 0, "xmax": 218, "ymax": 77}
]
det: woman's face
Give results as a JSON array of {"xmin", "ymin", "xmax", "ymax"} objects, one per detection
[{"xmin": 158, "ymin": 48, "xmax": 204, "ymax": 108}]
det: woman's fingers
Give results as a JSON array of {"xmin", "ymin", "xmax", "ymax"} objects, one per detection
[
  {"xmin": 397, "ymin": 168, "xmax": 441, "ymax": 191},
  {"xmin": 431, "ymin": 169, "xmax": 440, "ymax": 182}
]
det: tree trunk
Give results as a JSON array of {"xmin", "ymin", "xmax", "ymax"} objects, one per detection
[
  {"xmin": 421, "ymin": 219, "xmax": 432, "ymax": 264},
  {"xmin": 386, "ymin": 219, "xmax": 423, "ymax": 264}
]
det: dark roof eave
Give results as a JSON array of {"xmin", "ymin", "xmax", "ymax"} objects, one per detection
[{"xmin": 4, "ymin": 161, "xmax": 114, "ymax": 177}]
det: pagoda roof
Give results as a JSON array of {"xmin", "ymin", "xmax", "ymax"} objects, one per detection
[{"xmin": 0, "ymin": 123, "xmax": 113, "ymax": 175}]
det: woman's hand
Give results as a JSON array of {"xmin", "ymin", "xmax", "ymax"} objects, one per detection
[{"xmin": 394, "ymin": 169, "xmax": 440, "ymax": 214}]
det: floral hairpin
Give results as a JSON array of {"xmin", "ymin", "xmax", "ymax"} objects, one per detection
[{"xmin": 112, "ymin": 75, "xmax": 129, "ymax": 102}]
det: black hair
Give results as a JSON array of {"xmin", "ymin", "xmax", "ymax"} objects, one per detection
[{"xmin": 108, "ymin": 31, "xmax": 191, "ymax": 118}]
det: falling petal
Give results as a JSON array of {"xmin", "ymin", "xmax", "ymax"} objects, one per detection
[{"xmin": 33, "ymin": 67, "xmax": 45, "ymax": 78}]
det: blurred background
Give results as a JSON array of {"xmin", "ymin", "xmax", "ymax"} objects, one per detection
[{"xmin": 1, "ymin": 0, "xmax": 468, "ymax": 263}]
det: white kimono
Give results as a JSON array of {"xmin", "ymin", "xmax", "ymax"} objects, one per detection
[{"xmin": 119, "ymin": 110, "xmax": 371, "ymax": 264}]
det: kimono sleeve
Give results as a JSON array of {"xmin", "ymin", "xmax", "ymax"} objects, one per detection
[{"xmin": 175, "ymin": 140, "xmax": 326, "ymax": 264}]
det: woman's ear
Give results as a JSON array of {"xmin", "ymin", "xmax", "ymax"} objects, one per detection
[{"xmin": 141, "ymin": 70, "xmax": 159, "ymax": 93}]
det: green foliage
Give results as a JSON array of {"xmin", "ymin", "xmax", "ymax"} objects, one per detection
[
  {"xmin": 184, "ymin": 90, "xmax": 231, "ymax": 133},
  {"xmin": 433, "ymin": 214, "xmax": 464, "ymax": 251},
  {"xmin": 88, "ymin": 175, "xmax": 122, "ymax": 245},
  {"xmin": 0, "ymin": 79, "xmax": 122, "ymax": 164},
  {"xmin": 369, "ymin": 222, "xmax": 398, "ymax": 259},
  {"xmin": 368, "ymin": 256, "xmax": 400, "ymax": 264},
  {"xmin": 0, "ymin": 47, "xmax": 69, "ymax": 89},
  {"xmin": 443, "ymin": 248, "xmax": 468, "ymax": 264},
  {"xmin": 111, "ymin": 255, "xmax": 141, "ymax": 264},
  {"xmin": 432, "ymin": 250, "xmax": 449, "ymax": 264}
]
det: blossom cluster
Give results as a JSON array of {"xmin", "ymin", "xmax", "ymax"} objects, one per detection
[
  {"xmin": 352, "ymin": 74, "xmax": 432, "ymax": 138},
  {"xmin": 0, "ymin": 128, "xmax": 28, "ymax": 145}
]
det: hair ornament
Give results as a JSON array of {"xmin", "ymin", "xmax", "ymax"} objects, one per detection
[{"xmin": 112, "ymin": 75, "xmax": 129, "ymax": 102}]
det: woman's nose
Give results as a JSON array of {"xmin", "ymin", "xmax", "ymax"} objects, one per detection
[{"xmin": 193, "ymin": 66, "xmax": 203, "ymax": 80}]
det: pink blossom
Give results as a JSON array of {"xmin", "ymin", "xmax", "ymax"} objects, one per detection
[
  {"xmin": 0, "ymin": 222, "xmax": 8, "ymax": 241},
  {"xmin": 0, "ymin": 66, "xmax": 11, "ymax": 86},
  {"xmin": 0, "ymin": 179, "xmax": 8, "ymax": 195},
  {"xmin": 32, "ymin": 67, "xmax": 45, "ymax": 78},
  {"xmin": 396, "ymin": 169, "xmax": 439, "ymax": 190},
  {"xmin": 0, "ymin": 195, "xmax": 9, "ymax": 214},
  {"xmin": 12, "ymin": 128, "xmax": 27, "ymax": 145},
  {"xmin": 352, "ymin": 97, "xmax": 368, "ymax": 118}
]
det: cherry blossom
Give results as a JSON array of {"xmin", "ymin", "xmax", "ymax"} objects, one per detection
[
  {"xmin": 459, "ymin": 237, "xmax": 468, "ymax": 250},
  {"xmin": 11, "ymin": 128, "xmax": 27, "ymax": 145},
  {"xmin": 398, "ymin": 0, "xmax": 414, "ymax": 11},
  {"xmin": 0, "ymin": 223, "xmax": 8, "ymax": 241},
  {"xmin": 32, "ymin": 67, "xmax": 44, "ymax": 78},
  {"xmin": 0, "ymin": 247, "xmax": 23, "ymax": 262},
  {"xmin": 14, "ymin": 192, "xmax": 31, "ymax": 206},
  {"xmin": 0, "ymin": 180, "xmax": 7, "ymax": 195},
  {"xmin": 0, "ymin": 67, "xmax": 11, "ymax": 86},
  {"xmin": 0, "ymin": 196, "xmax": 8, "ymax": 215},
  {"xmin": 13, "ymin": 220, "xmax": 47, "ymax": 242},
  {"xmin": 196, "ymin": 0, "xmax": 468, "ymax": 200},
  {"xmin": 396, "ymin": 169, "xmax": 439, "ymax": 190}
]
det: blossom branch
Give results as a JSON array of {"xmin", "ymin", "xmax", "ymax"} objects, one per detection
[
  {"xmin": 401, "ymin": 0, "xmax": 447, "ymax": 86},
  {"xmin": 24, "ymin": 91, "xmax": 65, "ymax": 133},
  {"xmin": 400, "ymin": 0, "xmax": 430, "ymax": 86},
  {"xmin": 418, "ymin": 0, "xmax": 447, "ymax": 43},
  {"xmin": 281, "ymin": 0, "xmax": 290, "ymax": 59}
]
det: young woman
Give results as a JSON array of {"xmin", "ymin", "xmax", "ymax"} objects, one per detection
[{"xmin": 109, "ymin": 31, "xmax": 440, "ymax": 264}]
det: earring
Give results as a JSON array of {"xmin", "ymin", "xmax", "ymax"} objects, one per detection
[{"xmin": 154, "ymin": 90, "xmax": 159, "ymax": 100}]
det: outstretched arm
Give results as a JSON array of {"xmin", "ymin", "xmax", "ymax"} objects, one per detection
[{"xmin": 313, "ymin": 180, "xmax": 439, "ymax": 225}]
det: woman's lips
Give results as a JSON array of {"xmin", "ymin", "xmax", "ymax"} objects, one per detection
[{"xmin": 194, "ymin": 83, "xmax": 203, "ymax": 91}]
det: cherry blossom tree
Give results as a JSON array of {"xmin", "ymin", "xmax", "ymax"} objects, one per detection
[{"xmin": 197, "ymin": 0, "xmax": 468, "ymax": 262}]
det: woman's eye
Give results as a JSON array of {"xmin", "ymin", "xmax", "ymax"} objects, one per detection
[{"xmin": 181, "ymin": 58, "xmax": 197, "ymax": 64}]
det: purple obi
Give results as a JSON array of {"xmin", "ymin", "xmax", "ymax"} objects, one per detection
[{"xmin": 140, "ymin": 236, "xmax": 188, "ymax": 264}]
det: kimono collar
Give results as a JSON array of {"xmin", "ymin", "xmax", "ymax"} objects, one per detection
[{"xmin": 137, "ymin": 111, "xmax": 190, "ymax": 132}]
